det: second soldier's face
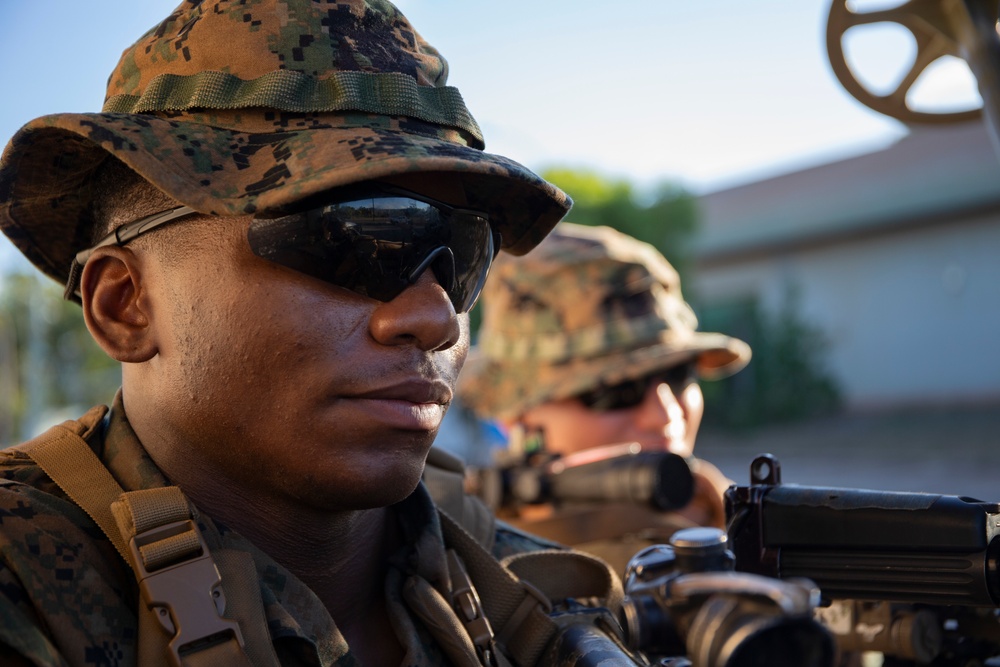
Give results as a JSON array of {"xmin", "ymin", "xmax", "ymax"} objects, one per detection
[
  {"xmin": 134, "ymin": 213, "xmax": 468, "ymax": 511},
  {"xmin": 518, "ymin": 375, "xmax": 704, "ymax": 458}
]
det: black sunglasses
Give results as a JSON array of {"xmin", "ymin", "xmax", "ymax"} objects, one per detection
[
  {"xmin": 67, "ymin": 184, "xmax": 500, "ymax": 313},
  {"xmin": 247, "ymin": 184, "xmax": 499, "ymax": 313},
  {"xmin": 576, "ymin": 361, "xmax": 698, "ymax": 412}
]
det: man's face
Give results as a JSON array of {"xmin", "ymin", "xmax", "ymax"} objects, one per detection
[
  {"xmin": 129, "ymin": 213, "xmax": 469, "ymax": 511},
  {"xmin": 518, "ymin": 372, "xmax": 705, "ymax": 459}
]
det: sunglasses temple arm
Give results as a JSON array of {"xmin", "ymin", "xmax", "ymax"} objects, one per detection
[{"xmin": 407, "ymin": 246, "xmax": 456, "ymax": 292}]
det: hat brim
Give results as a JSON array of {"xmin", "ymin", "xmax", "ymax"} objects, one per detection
[
  {"xmin": 459, "ymin": 331, "xmax": 751, "ymax": 421},
  {"xmin": 0, "ymin": 112, "xmax": 569, "ymax": 286}
]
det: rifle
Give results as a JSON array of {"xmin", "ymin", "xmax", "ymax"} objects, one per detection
[
  {"xmin": 480, "ymin": 448, "xmax": 999, "ymax": 664},
  {"xmin": 725, "ymin": 454, "xmax": 1000, "ymax": 664},
  {"xmin": 483, "ymin": 443, "xmax": 697, "ymax": 511}
]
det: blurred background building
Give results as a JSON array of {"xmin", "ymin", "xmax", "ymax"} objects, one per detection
[
  {"xmin": 693, "ymin": 121, "xmax": 1000, "ymax": 411},
  {"xmin": 689, "ymin": 121, "xmax": 1000, "ymax": 498}
]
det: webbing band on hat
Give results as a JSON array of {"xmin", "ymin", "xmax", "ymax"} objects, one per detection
[{"xmin": 103, "ymin": 70, "xmax": 485, "ymax": 148}]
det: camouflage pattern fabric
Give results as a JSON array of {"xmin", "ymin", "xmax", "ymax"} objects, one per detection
[
  {"xmin": 0, "ymin": 0, "xmax": 570, "ymax": 290},
  {"xmin": 459, "ymin": 223, "xmax": 752, "ymax": 421},
  {"xmin": 0, "ymin": 393, "xmax": 561, "ymax": 666}
]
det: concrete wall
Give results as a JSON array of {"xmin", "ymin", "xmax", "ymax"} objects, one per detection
[{"xmin": 691, "ymin": 210, "xmax": 1000, "ymax": 409}]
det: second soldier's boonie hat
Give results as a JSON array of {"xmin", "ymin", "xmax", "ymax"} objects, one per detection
[
  {"xmin": 459, "ymin": 223, "xmax": 751, "ymax": 420},
  {"xmin": 0, "ymin": 0, "xmax": 570, "ymax": 289}
]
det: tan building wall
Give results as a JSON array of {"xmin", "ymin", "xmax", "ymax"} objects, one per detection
[{"xmin": 692, "ymin": 122, "xmax": 1000, "ymax": 409}]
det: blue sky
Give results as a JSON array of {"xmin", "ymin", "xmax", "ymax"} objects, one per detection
[{"xmin": 0, "ymin": 0, "xmax": 980, "ymax": 272}]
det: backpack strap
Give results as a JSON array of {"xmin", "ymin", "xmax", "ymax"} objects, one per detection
[
  {"xmin": 17, "ymin": 407, "xmax": 129, "ymax": 560},
  {"xmin": 18, "ymin": 418, "xmax": 629, "ymax": 667},
  {"xmin": 437, "ymin": 509, "xmax": 627, "ymax": 667},
  {"xmin": 15, "ymin": 415, "xmax": 276, "ymax": 667},
  {"xmin": 422, "ymin": 448, "xmax": 631, "ymax": 666}
]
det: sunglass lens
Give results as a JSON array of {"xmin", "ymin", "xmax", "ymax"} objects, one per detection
[
  {"xmin": 578, "ymin": 361, "xmax": 697, "ymax": 412},
  {"xmin": 247, "ymin": 195, "xmax": 495, "ymax": 312},
  {"xmin": 446, "ymin": 219, "xmax": 497, "ymax": 312},
  {"xmin": 578, "ymin": 377, "xmax": 648, "ymax": 412}
]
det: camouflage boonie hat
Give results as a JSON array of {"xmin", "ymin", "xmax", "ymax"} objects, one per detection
[
  {"xmin": 0, "ymin": 0, "xmax": 570, "ymax": 289},
  {"xmin": 459, "ymin": 223, "xmax": 751, "ymax": 420}
]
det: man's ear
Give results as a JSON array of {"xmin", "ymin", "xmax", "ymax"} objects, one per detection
[{"xmin": 80, "ymin": 246, "xmax": 158, "ymax": 363}]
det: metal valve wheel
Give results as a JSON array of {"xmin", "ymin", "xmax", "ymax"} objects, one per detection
[{"xmin": 826, "ymin": 0, "xmax": 990, "ymax": 123}]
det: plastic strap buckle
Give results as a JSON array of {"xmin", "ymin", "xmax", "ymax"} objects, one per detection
[
  {"xmin": 130, "ymin": 519, "xmax": 246, "ymax": 667},
  {"xmin": 447, "ymin": 550, "xmax": 499, "ymax": 667}
]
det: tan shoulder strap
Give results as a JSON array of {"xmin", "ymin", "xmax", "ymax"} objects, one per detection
[
  {"xmin": 17, "ymin": 409, "xmax": 129, "ymax": 560},
  {"xmin": 15, "ymin": 416, "xmax": 274, "ymax": 667}
]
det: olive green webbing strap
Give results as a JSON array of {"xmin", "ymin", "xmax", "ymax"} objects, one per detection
[
  {"xmin": 17, "ymin": 421, "xmax": 276, "ymax": 667},
  {"xmin": 402, "ymin": 574, "xmax": 485, "ymax": 666},
  {"xmin": 102, "ymin": 69, "xmax": 485, "ymax": 147},
  {"xmin": 437, "ymin": 511, "xmax": 623, "ymax": 667},
  {"xmin": 500, "ymin": 550, "xmax": 624, "ymax": 616},
  {"xmin": 437, "ymin": 511, "xmax": 556, "ymax": 665}
]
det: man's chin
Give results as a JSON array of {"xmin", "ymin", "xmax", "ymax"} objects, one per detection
[
  {"xmin": 303, "ymin": 461, "xmax": 427, "ymax": 511},
  {"xmin": 349, "ymin": 475, "xmax": 423, "ymax": 509}
]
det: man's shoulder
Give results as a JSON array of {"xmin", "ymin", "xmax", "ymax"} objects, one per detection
[
  {"xmin": 0, "ymin": 446, "xmax": 59, "ymax": 493},
  {"xmin": 0, "ymin": 406, "xmax": 127, "ymax": 580},
  {"xmin": 0, "ymin": 470, "xmax": 137, "ymax": 666},
  {"xmin": 0, "ymin": 432, "xmax": 119, "ymax": 563},
  {"xmin": 0, "ymin": 406, "xmax": 110, "ymax": 524},
  {"xmin": 0, "ymin": 445, "xmax": 84, "ymax": 539},
  {"xmin": 0, "ymin": 417, "xmax": 138, "ymax": 666},
  {"xmin": 1, "ymin": 470, "xmax": 94, "ymax": 534}
]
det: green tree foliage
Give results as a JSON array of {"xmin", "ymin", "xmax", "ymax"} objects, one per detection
[
  {"xmin": 699, "ymin": 285, "xmax": 841, "ymax": 430},
  {"xmin": 539, "ymin": 167, "xmax": 697, "ymax": 281},
  {"xmin": 468, "ymin": 167, "xmax": 699, "ymax": 335},
  {"xmin": 0, "ymin": 274, "xmax": 119, "ymax": 444}
]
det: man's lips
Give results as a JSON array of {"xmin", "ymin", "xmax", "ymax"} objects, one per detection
[
  {"xmin": 352, "ymin": 378, "xmax": 452, "ymax": 405},
  {"xmin": 345, "ymin": 379, "xmax": 452, "ymax": 430}
]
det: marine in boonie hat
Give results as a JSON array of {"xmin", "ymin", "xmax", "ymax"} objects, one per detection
[
  {"xmin": 458, "ymin": 222, "xmax": 751, "ymax": 421},
  {"xmin": 0, "ymin": 0, "xmax": 570, "ymax": 295}
]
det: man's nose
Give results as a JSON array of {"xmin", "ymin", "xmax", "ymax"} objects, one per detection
[
  {"xmin": 634, "ymin": 379, "xmax": 686, "ymax": 432},
  {"xmin": 368, "ymin": 270, "xmax": 461, "ymax": 351}
]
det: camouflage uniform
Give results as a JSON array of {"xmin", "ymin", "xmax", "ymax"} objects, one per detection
[
  {"xmin": 0, "ymin": 1, "xmax": 615, "ymax": 665},
  {"xmin": 0, "ymin": 394, "xmax": 558, "ymax": 666},
  {"xmin": 459, "ymin": 223, "xmax": 752, "ymax": 574}
]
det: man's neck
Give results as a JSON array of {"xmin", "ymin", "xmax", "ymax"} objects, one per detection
[
  {"xmin": 122, "ymin": 395, "xmax": 409, "ymax": 662},
  {"xmin": 180, "ymin": 480, "xmax": 407, "ymax": 663},
  {"xmin": 182, "ymin": 476, "xmax": 394, "ymax": 603}
]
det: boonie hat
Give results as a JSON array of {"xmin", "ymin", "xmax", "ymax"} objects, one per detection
[
  {"xmin": 459, "ymin": 223, "xmax": 751, "ymax": 420},
  {"xmin": 0, "ymin": 0, "xmax": 570, "ymax": 289}
]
